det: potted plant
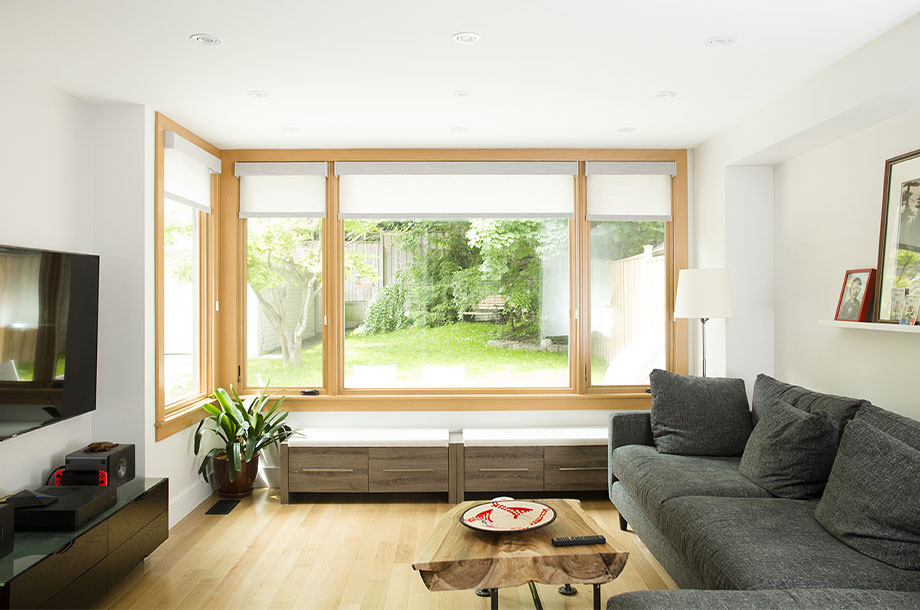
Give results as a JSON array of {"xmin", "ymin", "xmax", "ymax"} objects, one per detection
[{"xmin": 194, "ymin": 385, "xmax": 295, "ymax": 498}]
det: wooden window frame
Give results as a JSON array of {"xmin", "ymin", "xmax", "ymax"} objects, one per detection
[
  {"xmin": 218, "ymin": 149, "xmax": 688, "ymax": 413},
  {"xmin": 154, "ymin": 113, "xmax": 220, "ymax": 440}
]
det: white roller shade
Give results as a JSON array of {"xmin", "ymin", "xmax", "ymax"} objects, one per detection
[
  {"xmin": 235, "ymin": 162, "xmax": 327, "ymax": 218},
  {"xmin": 336, "ymin": 162, "xmax": 576, "ymax": 219},
  {"xmin": 164, "ymin": 131, "xmax": 219, "ymax": 213},
  {"xmin": 585, "ymin": 161, "xmax": 675, "ymax": 222}
]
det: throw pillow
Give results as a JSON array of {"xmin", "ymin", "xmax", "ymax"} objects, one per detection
[
  {"xmin": 739, "ymin": 399, "xmax": 839, "ymax": 498},
  {"xmin": 751, "ymin": 374, "xmax": 867, "ymax": 427},
  {"xmin": 853, "ymin": 403, "xmax": 920, "ymax": 450},
  {"xmin": 815, "ymin": 419, "xmax": 920, "ymax": 570},
  {"xmin": 649, "ymin": 369, "xmax": 752, "ymax": 456}
]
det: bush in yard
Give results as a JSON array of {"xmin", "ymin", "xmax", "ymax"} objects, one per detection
[{"xmin": 363, "ymin": 277, "xmax": 408, "ymax": 335}]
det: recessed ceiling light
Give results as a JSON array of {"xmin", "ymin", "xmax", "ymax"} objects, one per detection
[
  {"xmin": 617, "ymin": 127, "xmax": 637, "ymax": 133},
  {"xmin": 655, "ymin": 90, "xmax": 678, "ymax": 99},
  {"xmin": 451, "ymin": 32, "xmax": 481, "ymax": 45},
  {"xmin": 246, "ymin": 90, "xmax": 269, "ymax": 98},
  {"xmin": 450, "ymin": 90, "xmax": 472, "ymax": 97},
  {"xmin": 450, "ymin": 126, "xmax": 470, "ymax": 133},
  {"xmin": 705, "ymin": 35, "xmax": 736, "ymax": 47},
  {"xmin": 190, "ymin": 33, "xmax": 222, "ymax": 46}
]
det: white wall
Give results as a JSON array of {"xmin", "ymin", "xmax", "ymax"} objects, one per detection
[
  {"xmin": 725, "ymin": 167, "xmax": 775, "ymax": 394},
  {"xmin": 0, "ymin": 75, "xmax": 95, "ymax": 494},
  {"xmin": 773, "ymin": 107, "xmax": 920, "ymax": 419},
  {"xmin": 91, "ymin": 105, "xmax": 148, "ymax": 470}
]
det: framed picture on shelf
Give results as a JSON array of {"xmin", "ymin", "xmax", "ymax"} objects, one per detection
[
  {"xmin": 901, "ymin": 294, "xmax": 920, "ymax": 325},
  {"xmin": 874, "ymin": 148, "xmax": 920, "ymax": 322},
  {"xmin": 835, "ymin": 268, "xmax": 876, "ymax": 322}
]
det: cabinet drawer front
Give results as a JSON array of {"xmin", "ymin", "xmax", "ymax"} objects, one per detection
[
  {"xmin": 9, "ymin": 524, "xmax": 107, "ymax": 609},
  {"xmin": 465, "ymin": 446, "xmax": 543, "ymax": 492},
  {"xmin": 103, "ymin": 511, "xmax": 168, "ymax": 588},
  {"xmin": 107, "ymin": 479, "xmax": 168, "ymax": 552},
  {"xmin": 368, "ymin": 447, "xmax": 448, "ymax": 492},
  {"xmin": 39, "ymin": 561, "xmax": 107, "ymax": 610},
  {"xmin": 289, "ymin": 448, "xmax": 368, "ymax": 492},
  {"xmin": 544, "ymin": 445, "xmax": 607, "ymax": 491}
]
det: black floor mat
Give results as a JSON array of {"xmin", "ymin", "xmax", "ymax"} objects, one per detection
[{"xmin": 205, "ymin": 499, "xmax": 239, "ymax": 515}]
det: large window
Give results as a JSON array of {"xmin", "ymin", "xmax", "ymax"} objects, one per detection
[
  {"xmin": 336, "ymin": 162, "xmax": 574, "ymax": 389},
  {"xmin": 586, "ymin": 162, "xmax": 674, "ymax": 386},
  {"xmin": 238, "ymin": 162, "xmax": 327, "ymax": 390},
  {"xmin": 155, "ymin": 116, "xmax": 220, "ymax": 436}
]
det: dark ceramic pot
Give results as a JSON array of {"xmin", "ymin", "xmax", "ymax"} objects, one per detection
[{"xmin": 212, "ymin": 453, "xmax": 260, "ymax": 498}]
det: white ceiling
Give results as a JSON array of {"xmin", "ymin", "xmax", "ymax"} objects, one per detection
[{"xmin": 2, "ymin": 0, "xmax": 919, "ymax": 150}]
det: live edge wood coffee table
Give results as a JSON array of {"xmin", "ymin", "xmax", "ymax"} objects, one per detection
[{"xmin": 413, "ymin": 498, "xmax": 628, "ymax": 609}]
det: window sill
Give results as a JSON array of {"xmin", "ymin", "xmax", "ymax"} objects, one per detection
[
  {"xmin": 243, "ymin": 392, "xmax": 651, "ymax": 411},
  {"xmin": 155, "ymin": 398, "xmax": 212, "ymax": 441}
]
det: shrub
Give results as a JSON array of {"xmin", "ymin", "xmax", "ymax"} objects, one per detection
[{"xmin": 363, "ymin": 280, "xmax": 408, "ymax": 335}]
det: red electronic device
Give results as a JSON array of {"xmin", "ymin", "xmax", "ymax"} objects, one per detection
[{"xmin": 52, "ymin": 468, "xmax": 111, "ymax": 487}]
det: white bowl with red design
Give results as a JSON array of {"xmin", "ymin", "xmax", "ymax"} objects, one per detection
[{"xmin": 459, "ymin": 500, "xmax": 556, "ymax": 533}]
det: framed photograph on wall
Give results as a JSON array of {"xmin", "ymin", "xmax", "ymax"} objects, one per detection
[
  {"xmin": 835, "ymin": 268, "xmax": 876, "ymax": 322},
  {"xmin": 875, "ymin": 148, "xmax": 920, "ymax": 322}
]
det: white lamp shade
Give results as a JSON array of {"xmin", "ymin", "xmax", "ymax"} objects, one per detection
[{"xmin": 674, "ymin": 269, "xmax": 735, "ymax": 319}]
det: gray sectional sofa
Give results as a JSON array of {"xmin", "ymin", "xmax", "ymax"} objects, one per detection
[{"xmin": 605, "ymin": 374, "xmax": 920, "ymax": 608}]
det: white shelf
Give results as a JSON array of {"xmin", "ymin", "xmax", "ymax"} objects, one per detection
[{"xmin": 818, "ymin": 319, "xmax": 920, "ymax": 334}]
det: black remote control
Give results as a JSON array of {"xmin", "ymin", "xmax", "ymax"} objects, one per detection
[{"xmin": 552, "ymin": 535, "xmax": 606, "ymax": 546}]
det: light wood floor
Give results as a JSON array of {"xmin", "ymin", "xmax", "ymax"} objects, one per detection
[{"xmin": 94, "ymin": 490, "xmax": 676, "ymax": 609}]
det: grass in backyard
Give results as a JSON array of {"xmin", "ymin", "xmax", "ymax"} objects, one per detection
[{"xmin": 247, "ymin": 322, "xmax": 573, "ymax": 388}]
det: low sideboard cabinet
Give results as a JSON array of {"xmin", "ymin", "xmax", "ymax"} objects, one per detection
[
  {"xmin": 281, "ymin": 430, "xmax": 453, "ymax": 503},
  {"xmin": 0, "ymin": 477, "xmax": 168, "ymax": 610},
  {"xmin": 459, "ymin": 428, "xmax": 608, "ymax": 502}
]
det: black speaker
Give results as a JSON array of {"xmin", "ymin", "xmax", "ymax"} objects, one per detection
[
  {"xmin": 0, "ymin": 502, "xmax": 13, "ymax": 558},
  {"xmin": 65, "ymin": 443, "xmax": 135, "ymax": 488}
]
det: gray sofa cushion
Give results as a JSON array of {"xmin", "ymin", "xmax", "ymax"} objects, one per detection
[
  {"xmin": 815, "ymin": 419, "xmax": 920, "ymax": 570},
  {"xmin": 649, "ymin": 369, "xmax": 752, "ymax": 456},
  {"xmin": 658, "ymin": 495, "xmax": 920, "ymax": 591},
  {"xmin": 606, "ymin": 589, "xmax": 920, "ymax": 610},
  {"xmin": 610, "ymin": 444, "xmax": 771, "ymax": 521},
  {"xmin": 752, "ymin": 374, "xmax": 868, "ymax": 426},
  {"xmin": 739, "ymin": 399, "xmax": 840, "ymax": 498},
  {"xmin": 854, "ymin": 403, "xmax": 920, "ymax": 450}
]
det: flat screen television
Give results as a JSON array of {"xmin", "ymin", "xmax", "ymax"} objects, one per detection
[{"xmin": 0, "ymin": 244, "xmax": 99, "ymax": 441}]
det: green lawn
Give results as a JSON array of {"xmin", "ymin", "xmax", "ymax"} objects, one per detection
[{"xmin": 247, "ymin": 322, "xmax": 579, "ymax": 388}]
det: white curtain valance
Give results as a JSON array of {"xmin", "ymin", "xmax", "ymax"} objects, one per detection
[
  {"xmin": 336, "ymin": 162, "xmax": 576, "ymax": 219},
  {"xmin": 235, "ymin": 162, "xmax": 327, "ymax": 218},
  {"xmin": 163, "ymin": 131, "xmax": 218, "ymax": 213},
  {"xmin": 585, "ymin": 161, "xmax": 675, "ymax": 222}
]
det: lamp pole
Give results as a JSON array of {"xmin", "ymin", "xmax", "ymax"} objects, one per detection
[{"xmin": 700, "ymin": 317, "xmax": 709, "ymax": 377}]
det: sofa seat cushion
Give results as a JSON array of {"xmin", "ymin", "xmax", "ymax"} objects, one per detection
[
  {"xmin": 658, "ymin": 496, "xmax": 920, "ymax": 591},
  {"xmin": 610, "ymin": 445, "xmax": 771, "ymax": 521},
  {"xmin": 606, "ymin": 589, "xmax": 920, "ymax": 610}
]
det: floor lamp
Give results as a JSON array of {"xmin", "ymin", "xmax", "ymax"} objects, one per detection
[{"xmin": 674, "ymin": 269, "xmax": 735, "ymax": 377}]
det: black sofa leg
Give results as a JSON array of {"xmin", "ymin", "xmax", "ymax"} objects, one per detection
[{"xmin": 618, "ymin": 512, "xmax": 628, "ymax": 531}]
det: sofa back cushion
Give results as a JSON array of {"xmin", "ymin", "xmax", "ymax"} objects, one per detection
[
  {"xmin": 649, "ymin": 369, "xmax": 752, "ymax": 456},
  {"xmin": 739, "ymin": 399, "xmax": 839, "ymax": 498},
  {"xmin": 853, "ymin": 403, "xmax": 920, "ymax": 450},
  {"xmin": 752, "ymin": 374, "xmax": 867, "ymax": 427},
  {"xmin": 815, "ymin": 418, "xmax": 920, "ymax": 570}
]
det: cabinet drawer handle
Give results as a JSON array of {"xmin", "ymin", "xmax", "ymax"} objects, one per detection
[
  {"xmin": 558, "ymin": 467, "xmax": 606, "ymax": 471},
  {"xmin": 56, "ymin": 540, "xmax": 76, "ymax": 554},
  {"xmin": 302, "ymin": 468, "xmax": 354, "ymax": 473},
  {"xmin": 382, "ymin": 468, "xmax": 434, "ymax": 473},
  {"xmin": 479, "ymin": 468, "xmax": 529, "ymax": 472}
]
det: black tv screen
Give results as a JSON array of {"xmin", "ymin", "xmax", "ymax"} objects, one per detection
[{"xmin": 0, "ymin": 245, "xmax": 99, "ymax": 441}]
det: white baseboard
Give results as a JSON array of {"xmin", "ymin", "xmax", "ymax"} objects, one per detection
[{"xmin": 167, "ymin": 479, "xmax": 213, "ymax": 528}]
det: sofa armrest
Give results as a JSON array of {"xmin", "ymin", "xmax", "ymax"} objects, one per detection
[
  {"xmin": 608, "ymin": 411, "xmax": 654, "ymax": 484},
  {"xmin": 608, "ymin": 410, "xmax": 653, "ymax": 450}
]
